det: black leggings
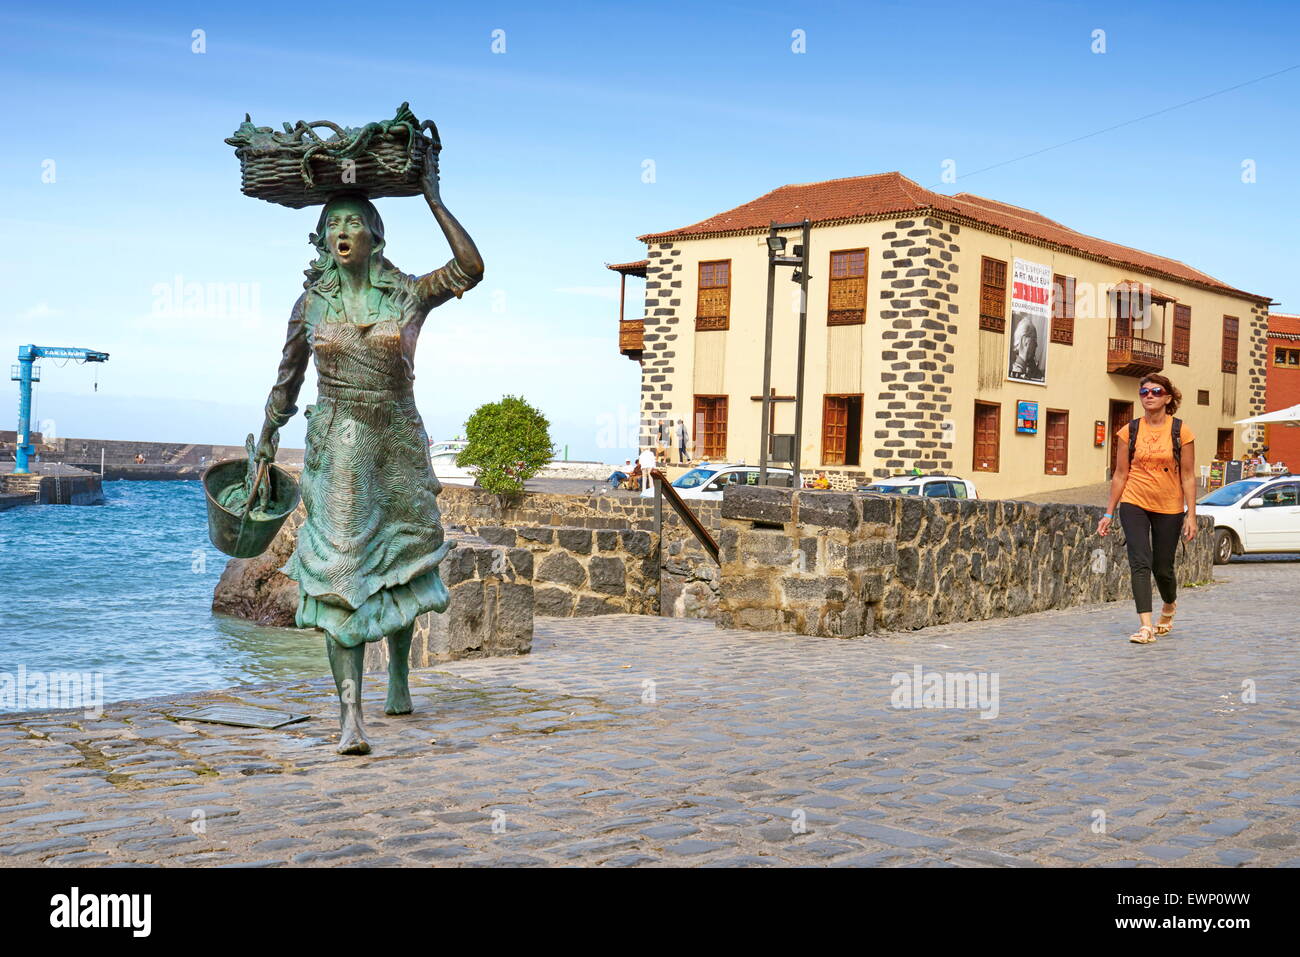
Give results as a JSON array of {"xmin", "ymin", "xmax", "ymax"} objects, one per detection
[{"xmin": 1118, "ymin": 502, "xmax": 1182, "ymax": 615}]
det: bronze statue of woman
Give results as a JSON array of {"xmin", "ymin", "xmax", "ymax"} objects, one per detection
[{"xmin": 255, "ymin": 150, "xmax": 483, "ymax": 754}]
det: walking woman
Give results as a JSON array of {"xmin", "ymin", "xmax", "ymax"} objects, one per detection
[{"xmin": 1097, "ymin": 374, "xmax": 1198, "ymax": 644}]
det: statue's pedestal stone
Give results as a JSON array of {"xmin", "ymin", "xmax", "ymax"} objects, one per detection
[{"xmin": 363, "ymin": 534, "xmax": 533, "ymax": 671}]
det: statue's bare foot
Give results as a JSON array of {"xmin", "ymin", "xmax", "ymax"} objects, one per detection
[
  {"xmin": 384, "ymin": 683, "xmax": 413, "ymax": 716},
  {"xmin": 336, "ymin": 709, "xmax": 371, "ymax": 755}
]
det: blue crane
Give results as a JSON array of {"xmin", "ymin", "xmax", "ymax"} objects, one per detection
[{"xmin": 10, "ymin": 344, "xmax": 109, "ymax": 474}]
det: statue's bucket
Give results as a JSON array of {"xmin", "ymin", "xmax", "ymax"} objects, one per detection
[{"xmin": 202, "ymin": 458, "xmax": 301, "ymax": 558}]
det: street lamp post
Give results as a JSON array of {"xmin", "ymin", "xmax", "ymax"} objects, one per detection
[
  {"xmin": 758, "ymin": 221, "xmax": 811, "ymax": 488},
  {"xmin": 792, "ymin": 220, "xmax": 811, "ymax": 487}
]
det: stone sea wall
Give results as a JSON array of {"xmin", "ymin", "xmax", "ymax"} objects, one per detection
[
  {"xmin": 439, "ymin": 485, "xmax": 723, "ymax": 620},
  {"xmin": 718, "ymin": 486, "xmax": 1215, "ymax": 637},
  {"xmin": 362, "ymin": 534, "xmax": 533, "ymax": 671},
  {"xmin": 476, "ymin": 525, "xmax": 658, "ymax": 617}
]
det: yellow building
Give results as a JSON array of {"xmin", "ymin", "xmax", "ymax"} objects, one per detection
[{"xmin": 610, "ymin": 172, "xmax": 1272, "ymax": 498}]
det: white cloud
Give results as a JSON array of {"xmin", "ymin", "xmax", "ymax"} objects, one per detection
[{"xmin": 19, "ymin": 301, "xmax": 62, "ymax": 322}]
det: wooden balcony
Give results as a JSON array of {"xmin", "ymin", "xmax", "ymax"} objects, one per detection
[
  {"xmin": 619, "ymin": 318, "xmax": 644, "ymax": 359},
  {"xmin": 1108, "ymin": 336, "xmax": 1165, "ymax": 377}
]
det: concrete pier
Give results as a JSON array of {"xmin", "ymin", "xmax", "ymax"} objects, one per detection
[{"xmin": 0, "ymin": 463, "xmax": 103, "ymax": 506}]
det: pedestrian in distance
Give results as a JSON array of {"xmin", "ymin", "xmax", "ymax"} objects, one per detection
[
  {"xmin": 1097, "ymin": 373, "xmax": 1198, "ymax": 644},
  {"xmin": 638, "ymin": 445, "xmax": 657, "ymax": 492}
]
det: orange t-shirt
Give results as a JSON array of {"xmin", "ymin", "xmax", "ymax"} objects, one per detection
[{"xmin": 1117, "ymin": 417, "xmax": 1195, "ymax": 514}]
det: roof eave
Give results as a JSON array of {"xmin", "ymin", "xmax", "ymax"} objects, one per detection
[{"xmin": 636, "ymin": 204, "xmax": 1272, "ymax": 305}]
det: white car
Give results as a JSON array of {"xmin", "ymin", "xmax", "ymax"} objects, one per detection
[
  {"xmin": 428, "ymin": 439, "xmax": 478, "ymax": 487},
  {"xmin": 641, "ymin": 463, "xmax": 795, "ymax": 501},
  {"xmin": 857, "ymin": 473, "xmax": 979, "ymax": 499},
  {"xmin": 1197, "ymin": 473, "xmax": 1300, "ymax": 564}
]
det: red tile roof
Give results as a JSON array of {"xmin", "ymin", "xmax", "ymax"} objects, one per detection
[
  {"xmin": 1269, "ymin": 312, "xmax": 1300, "ymax": 338},
  {"xmin": 636, "ymin": 172, "xmax": 1269, "ymax": 302},
  {"xmin": 606, "ymin": 260, "xmax": 649, "ymax": 277}
]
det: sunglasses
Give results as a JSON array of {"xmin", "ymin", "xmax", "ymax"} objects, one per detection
[{"xmin": 1139, "ymin": 386, "xmax": 1166, "ymax": 397}]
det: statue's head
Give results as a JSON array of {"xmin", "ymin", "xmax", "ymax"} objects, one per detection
[
  {"xmin": 304, "ymin": 191, "xmax": 388, "ymax": 288},
  {"xmin": 317, "ymin": 192, "xmax": 384, "ymax": 266}
]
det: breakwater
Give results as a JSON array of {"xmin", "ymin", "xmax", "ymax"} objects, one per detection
[{"xmin": 0, "ymin": 465, "xmax": 103, "ymax": 506}]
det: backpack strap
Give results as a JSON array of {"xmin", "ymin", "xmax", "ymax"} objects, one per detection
[
  {"xmin": 1172, "ymin": 417, "xmax": 1182, "ymax": 472},
  {"xmin": 1128, "ymin": 417, "xmax": 1141, "ymax": 466}
]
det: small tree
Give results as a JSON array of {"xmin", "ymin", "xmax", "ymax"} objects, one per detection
[{"xmin": 458, "ymin": 395, "xmax": 554, "ymax": 497}]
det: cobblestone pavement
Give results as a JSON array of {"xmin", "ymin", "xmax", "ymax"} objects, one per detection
[{"xmin": 2, "ymin": 559, "xmax": 1297, "ymax": 868}]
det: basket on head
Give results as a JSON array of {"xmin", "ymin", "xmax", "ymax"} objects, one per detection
[
  {"xmin": 202, "ymin": 458, "xmax": 301, "ymax": 558},
  {"xmin": 225, "ymin": 102, "xmax": 440, "ymax": 209}
]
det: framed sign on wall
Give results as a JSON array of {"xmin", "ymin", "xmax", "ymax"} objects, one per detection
[
  {"xmin": 1016, "ymin": 400, "xmax": 1039, "ymax": 434},
  {"xmin": 1094, "ymin": 420, "xmax": 1106, "ymax": 447}
]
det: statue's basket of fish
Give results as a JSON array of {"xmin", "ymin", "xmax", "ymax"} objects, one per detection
[
  {"xmin": 225, "ymin": 101, "xmax": 441, "ymax": 209},
  {"xmin": 202, "ymin": 458, "xmax": 301, "ymax": 559}
]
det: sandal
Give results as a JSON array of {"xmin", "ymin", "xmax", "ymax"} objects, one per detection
[
  {"xmin": 1129, "ymin": 625, "xmax": 1157, "ymax": 644},
  {"xmin": 1154, "ymin": 603, "xmax": 1177, "ymax": 636}
]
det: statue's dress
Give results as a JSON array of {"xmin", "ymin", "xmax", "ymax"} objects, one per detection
[{"xmin": 263, "ymin": 256, "xmax": 478, "ymax": 647}]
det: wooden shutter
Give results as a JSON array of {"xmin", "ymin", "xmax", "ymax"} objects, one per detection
[
  {"xmin": 1044, "ymin": 410, "xmax": 1068, "ymax": 474},
  {"xmin": 979, "ymin": 257, "xmax": 1007, "ymax": 332},
  {"xmin": 827, "ymin": 249, "xmax": 867, "ymax": 326},
  {"xmin": 693, "ymin": 395, "xmax": 728, "ymax": 459},
  {"xmin": 1172, "ymin": 305, "xmax": 1191, "ymax": 365},
  {"xmin": 1050, "ymin": 275, "xmax": 1075, "ymax": 344},
  {"xmin": 1222, "ymin": 316, "xmax": 1238, "ymax": 373},
  {"xmin": 1113, "ymin": 290, "xmax": 1132, "ymax": 339},
  {"xmin": 695, "ymin": 260, "xmax": 731, "ymax": 331},
  {"xmin": 822, "ymin": 396, "xmax": 848, "ymax": 465},
  {"xmin": 973, "ymin": 401, "xmax": 1000, "ymax": 472}
]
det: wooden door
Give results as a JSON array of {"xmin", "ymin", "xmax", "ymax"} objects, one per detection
[
  {"xmin": 1044, "ymin": 409, "xmax": 1068, "ymax": 475},
  {"xmin": 822, "ymin": 396, "xmax": 848, "ymax": 466},
  {"xmin": 1109, "ymin": 400, "xmax": 1134, "ymax": 477},
  {"xmin": 693, "ymin": 395, "xmax": 728, "ymax": 460},
  {"xmin": 973, "ymin": 401, "xmax": 1000, "ymax": 472},
  {"xmin": 1216, "ymin": 429, "xmax": 1233, "ymax": 462}
]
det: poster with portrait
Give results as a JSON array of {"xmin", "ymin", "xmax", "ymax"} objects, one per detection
[{"xmin": 1007, "ymin": 258, "xmax": 1050, "ymax": 385}]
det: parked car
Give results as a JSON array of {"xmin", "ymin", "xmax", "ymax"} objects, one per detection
[
  {"xmin": 642, "ymin": 463, "xmax": 795, "ymax": 501},
  {"xmin": 1197, "ymin": 472, "xmax": 1300, "ymax": 564},
  {"xmin": 857, "ymin": 473, "xmax": 979, "ymax": 499}
]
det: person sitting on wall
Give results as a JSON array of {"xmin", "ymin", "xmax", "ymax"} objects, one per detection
[
  {"xmin": 625, "ymin": 461, "xmax": 643, "ymax": 490},
  {"xmin": 811, "ymin": 471, "xmax": 830, "ymax": 490},
  {"xmin": 607, "ymin": 459, "xmax": 632, "ymax": 488}
]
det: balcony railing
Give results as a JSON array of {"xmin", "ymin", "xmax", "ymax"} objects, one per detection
[
  {"xmin": 1107, "ymin": 335, "xmax": 1165, "ymax": 377},
  {"xmin": 619, "ymin": 318, "xmax": 644, "ymax": 358}
]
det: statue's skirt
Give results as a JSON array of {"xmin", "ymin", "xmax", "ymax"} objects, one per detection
[{"xmin": 283, "ymin": 383, "xmax": 453, "ymax": 648}]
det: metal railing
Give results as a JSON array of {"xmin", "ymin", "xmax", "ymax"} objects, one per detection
[{"xmin": 650, "ymin": 468, "xmax": 719, "ymax": 566}]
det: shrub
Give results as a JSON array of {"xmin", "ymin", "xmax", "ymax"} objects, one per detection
[{"xmin": 457, "ymin": 395, "xmax": 554, "ymax": 497}]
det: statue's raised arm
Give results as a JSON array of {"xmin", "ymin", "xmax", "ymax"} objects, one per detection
[{"xmin": 415, "ymin": 146, "xmax": 484, "ymax": 309}]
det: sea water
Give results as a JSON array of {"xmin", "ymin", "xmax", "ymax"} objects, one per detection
[{"xmin": 0, "ymin": 480, "xmax": 328, "ymax": 709}]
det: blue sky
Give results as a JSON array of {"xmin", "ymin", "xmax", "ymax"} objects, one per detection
[{"xmin": 2, "ymin": 0, "xmax": 1297, "ymax": 462}]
